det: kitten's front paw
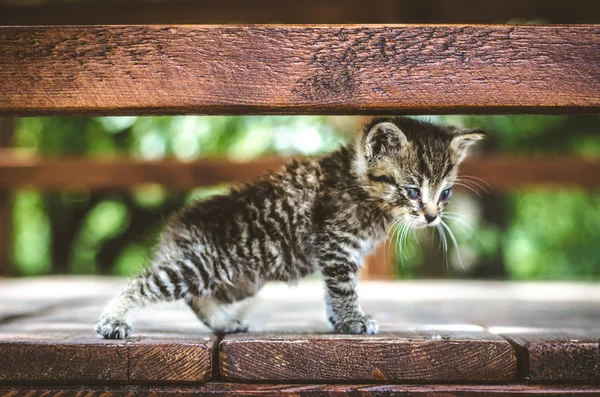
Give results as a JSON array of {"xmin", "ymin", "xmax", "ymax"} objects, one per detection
[
  {"xmin": 338, "ymin": 315, "xmax": 379, "ymax": 334},
  {"xmin": 95, "ymin": 318, "xmax": 131, "ymax": 339}
]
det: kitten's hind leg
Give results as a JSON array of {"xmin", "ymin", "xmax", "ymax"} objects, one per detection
[{"xmin": 187, "ymin": 296, "xmax": 248, "ymax": 334}]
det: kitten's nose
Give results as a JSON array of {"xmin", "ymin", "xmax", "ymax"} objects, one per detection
[
  {"xmin": 425, "ymin": 213, "xmax": 438, "ymax": 223},
  {"xmin": 423, "ymin": 205, "xmax": 438, "ymax": 224}
]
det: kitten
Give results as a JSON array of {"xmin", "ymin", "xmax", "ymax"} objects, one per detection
[{"xmin": 95, "ymin": 117, "xmax": 484, "ymax": 339}]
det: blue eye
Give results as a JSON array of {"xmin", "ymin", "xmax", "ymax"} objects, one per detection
[
  {"xmin": 440, "ymin": 187, "xmax": 453, "ymax": 201},
  {"xmin": 404, "ymin": 187, "xmax": 420, "ymax": 200}
]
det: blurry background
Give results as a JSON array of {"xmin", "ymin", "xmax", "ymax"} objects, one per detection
[
  {"xmin": 2, "ymin": 114, "xmax": 600, "ymax": 280},
  {"xmin": 0, "ymin": 0, "xmax": 599, "ymax": 280}
]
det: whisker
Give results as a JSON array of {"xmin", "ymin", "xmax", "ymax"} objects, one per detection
[
  {"xmin": 441, "ymin": 220, "xmax": 465, "ymax": 271},
  {"xmin": 453, "ymin": 182, "xmax": 483, "ymax": 197},
  {"xmin": 458, "ymin": 174, "xmax": 491, "ymax": 188},
  {"xmin": 435, "ymin": 223, "xmax": 448, "ymax": 271},
  {"xmin": 455, "ymin": 178, "xmax": 490, "ymax": 195},
  {"xmin": 441, "ymin": 213, "xmax": 474, "ymax": 232}
]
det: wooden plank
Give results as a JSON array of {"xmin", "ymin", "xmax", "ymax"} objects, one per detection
[
  {"xmin": 459, "ymin": 157, "xmax": 600, "ymax": 190},
  {"xmin": 3, "ymin": 384, "xmax": 600, "ymax": 397},
  {"xmin": 0, "ymin": 323, "xmax": 219, "ymax": 383},
  {"xmin": 220, "ymin": 331, "xmax": 515, "ymax": 382},
  {"xmin": 501, "ymin": 331, "xmax": 600, "ymax": 383},
  {"xmin": 1, "ymin": 25, "xmax": 600, "ymax": 116},
  {"xmin": 1, "ymin": 0, "xmax": 599, "ymax": 25},
  {"xmin": 0, "ymin": 339, "xmax": 129, "ymax": 382},
  {"xmin": 0, "ymin": 155, "xmax": 286, "ymax": 190},
  {"xmin": 128, "ymin": 336, "xmax": 218, "ymax": 382},
  {"xmin": 1, "ymin": 154, "xmax": 599, "ymax": 190},
  {"xmin": 0, "ymin": 279, "xmax": 219, "ymax": 383},
  {"xmin": 219, "ymin": 281, "xmax": 516, "ymax": 382}
]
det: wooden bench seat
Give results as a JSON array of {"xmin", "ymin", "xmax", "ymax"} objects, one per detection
[
  {"xmin": 0, "ymin": 278, "xmax": 599, "ymax": 394},
  {"xmin": 1, "ymin": 22, "xmax": 599, "ymax": 396}
]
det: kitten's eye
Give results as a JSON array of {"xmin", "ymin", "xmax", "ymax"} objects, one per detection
[
  {"xmin": 404, "ymin": 187, "xmax": 420, "ymax": 200},
  {"xmin": 440, "ymin": 187, "xmax": 453, "ymax": 202}
]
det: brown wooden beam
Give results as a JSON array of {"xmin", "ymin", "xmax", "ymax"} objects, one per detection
[
  {"xmin": 0, "ymin": 154, "xmax": 598, "ymax": 191},
  {"xmin": 1, "ymin": 26, "xmax": 599, "ymax": 116},
  {"xmin": 0, "ymin": 119, "xmax": 14, "ymax": 276},
  {"xmin": 1, "ymin": 0, "xmax": 599, "ymax": 25}
]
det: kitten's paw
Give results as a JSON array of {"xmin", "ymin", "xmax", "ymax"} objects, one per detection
[
  {"xmin": 338, "ymin": 315, "xmax": 379, "ymax": 334},
  {"xmin": 212, "ymin": 319, "xmax": 249, "ymax": 334},
  {"xmin": 95, "ymin": 318, "xmax": 132, "ymax": 339}
]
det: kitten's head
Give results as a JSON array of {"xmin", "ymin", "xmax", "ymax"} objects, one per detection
[{"xmin": 353, "ymin": 117, "xmax": 485, "ymax": 228}]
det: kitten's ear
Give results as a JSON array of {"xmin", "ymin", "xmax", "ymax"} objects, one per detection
[
  {"xmin": 364, "ymin": 122, "xmax": 407, "ymax": 161},
  {"xmin": 450, "ymin": 129, "xmax": 486, "ymax": 162}
]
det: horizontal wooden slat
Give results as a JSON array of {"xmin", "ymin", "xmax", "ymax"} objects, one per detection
[
  {"xmin": 1, "ymin": 154, "xmax": 599, "ymax": 190},
  {"xmin": 219, "ymin": 280, "xmax": 516, "ymax": 383},
  {"xmin": 503, "ymin": 331, "xmax": 600, "ymax": 384},
  {"xmin": 1, "ymin": 0, "xmax": 599, "ymax": 25},
  {"xmin": 220, "ymin": 331, "xmax": 516, "ymax": 382},
  {"xmin": 3, "ymin": 384, "xmax": 600, "ymax": 397},
  {"xmin": 0, "ymin": 280, "xmax": 219, "ymax": 383},
  {"xmin": 1, "ymin": 25, "xmax": 599, "ymax": 116},
  {"xmin": 2, "ymin": 278, "xmax": 600, "ymax": 385}
]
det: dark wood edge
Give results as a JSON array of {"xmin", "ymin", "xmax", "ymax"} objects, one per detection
[
  {"xmin": 1, "ymin": 0, "xmax": 600, "ymax": 25},
  {"xmin": 2, "ymin": 383, "xmax": 600, "ymax": 396}
]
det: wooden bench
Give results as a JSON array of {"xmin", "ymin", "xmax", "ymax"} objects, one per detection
[
  {"xmin": 1, "ymin": 278, "xmax": 600, "ymax": 395},
  {"xmin": 1, "ymin": 23, "xmax": 599, "ymax": 395}
]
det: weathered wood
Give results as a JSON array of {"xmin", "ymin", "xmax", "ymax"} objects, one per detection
[
  {"xmin": 220, "ymin": 331, "xmax": 516, "ymax": 382},
  {"xmin": 3, "ymin": 383, "xmax": 600, "ymax": 397},
  {"xmin": 1, "ymin": 26, "xmax": 600, "ymax": 116},
  {"xmin": 0, "ymin": 334, "xmax": 129, "ymax": 382},
  {"xmin": 0, "ymin": 328, "xmax": 219, "ymax": 382},
  {"xmin": 129, "ymin": 336, "xmax": 218, "ymax": 382},
  {"xmin": 0, "ymin": 281, "xmax": 220, "ymax": 383},
  {"xmin": 3, "ymin": 278, "xmax": 600, "ymax": 384},
  {"xmin": 1, "ymin": 154, "xmax": 599, "ymax": 190},
  {"xmin": 1, "ymin": 0, "xmax": 600, "ymax": 25},
  {"xmin": 502, "ymin": 331, "xmax": 600, "ymax": 384}
]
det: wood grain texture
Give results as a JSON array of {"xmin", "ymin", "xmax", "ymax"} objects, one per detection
[
  {"xmin": 3, "ymin": 383, "xmax": 600, "ymax": 397},
  {"xmin": 2, "ymin": 0, "xmax": 600, "ymax": 25},
  {"xmin": 1, "ymin": 154, "xmax": 599, "ymax": 190},
  {"xmin": 128, "ymin": 336, "xmax": 218, "ymax": 382},
  {"xmin": 0, "ymin": 333, "xmax": 220, "ymax": 382},
  {"xmin": 0, "ymin": 339, "xmax": 129, "ymax": 382},
  {"xmin": 503, "ymin": 331, "xmax": 600, "ymax": 384},
  {"xmin": 0, "ymin": 285, "xmax": 220, "ymax": 383},
  {"xmin": 1, "ymin": 25, "xmax": 600, "ymax": 116},
  {"xmin": 220, "ymin": 331, "xmax": 516, "ymax": 382}
]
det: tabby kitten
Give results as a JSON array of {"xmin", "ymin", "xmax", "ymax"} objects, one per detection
[{"xmin": 95, "ymin": 117, "xmax": 484, "ymax": 339}]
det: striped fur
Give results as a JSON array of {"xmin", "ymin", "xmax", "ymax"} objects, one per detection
[{"xmin": 95, "ymin": 117, "xmax": 484, "ymax": 338}]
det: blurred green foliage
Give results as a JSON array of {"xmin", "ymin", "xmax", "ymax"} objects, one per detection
[{"xmin": 8, "ymin": 115, "xmax": 600, "ymax": 279}]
